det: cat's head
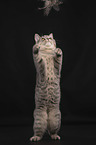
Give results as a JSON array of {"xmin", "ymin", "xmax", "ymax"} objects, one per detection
[{"xmin": 34, "ymin": 33, "xmax": 56, "ymax": 52}]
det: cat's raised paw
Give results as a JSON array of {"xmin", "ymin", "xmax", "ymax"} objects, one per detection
[
  {"xmin": 51, "ymin": 134, "xmax": 60, "ymax": 140},
  {"xmin": 30, "ymin": 136, "xmax": 42, "ymax": 142},
  {"xmin": 55, "ymin": 48, "xmax": 62, "ymax": 56}
]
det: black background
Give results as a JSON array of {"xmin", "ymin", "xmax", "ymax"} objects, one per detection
[{"xmin": 1, "ymin": 0, "xmax": 96, "ymax": 145}]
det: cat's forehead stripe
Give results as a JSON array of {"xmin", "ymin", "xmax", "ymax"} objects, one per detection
[
  {"xmin": 41, "ymin": 36, "xmax": 53, "ymax": 39},
  {"xmin": 42, "ymin": 35, "xmax": 48, "ymax": 38}
]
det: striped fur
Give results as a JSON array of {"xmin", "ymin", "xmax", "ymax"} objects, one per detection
[{"xmin": 30, "ymin": 33, "xmax": 63, "ymax": 141}]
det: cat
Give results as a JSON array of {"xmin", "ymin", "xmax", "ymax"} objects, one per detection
[
  {"xmin": 38, "ymin": 0, "xmax": 63, "ymax": 16},
  {"xmin": 30, "ymin": 33, "xmax": 63, "ymax": 141}
]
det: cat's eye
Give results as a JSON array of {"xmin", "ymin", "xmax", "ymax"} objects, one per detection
[
  {"xmin": 42, "ymin": 38, "xmax": 45, "ymax": 41},
  {"xmin": 49, "ymin": 37, "xmax": 52, "ymax": 40}
]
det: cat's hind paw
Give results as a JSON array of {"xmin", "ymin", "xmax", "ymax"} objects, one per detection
[
  {"xmin": 51, "ymin": 134, "xmax": 60, "ymax": 140},
  {"xmin": 30, "ymin": 136, "xmax": 42, "ymax": 142}
]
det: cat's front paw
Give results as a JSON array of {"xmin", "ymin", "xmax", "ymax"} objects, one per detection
[
  {"xmin": 51, "ymin": 134, "xmax": 60, "ymax": 140},
  {"xmin": 33, "ymin": 44, "xmax": 40, "ymax": 54},
  {"xmin": 55, "ymin": 48, "xmax": 62, "ymax": 56},
  {"xmin": 30, "ymin": 136, "xmax": 42, "ymax": 142}
]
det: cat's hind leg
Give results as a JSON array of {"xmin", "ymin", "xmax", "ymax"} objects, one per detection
[
  {"xmin": 48, "ymin": 109, "xmax": 61, "ymax": 140},
  {"xmin": 30, "ymin": 109, "xmax": 48, "ymax": 141}
]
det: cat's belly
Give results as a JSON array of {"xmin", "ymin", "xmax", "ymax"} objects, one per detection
[
  {"xmin": 35, "ymin": 83, "xmax": 60, "ymax": 109},
  {"xmin": 47, "ymin": 85, "xmax": 60, "ymax": 104}
]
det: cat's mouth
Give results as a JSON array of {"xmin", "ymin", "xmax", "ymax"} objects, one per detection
[
  {"xmin": 39, "ymin": 43, "xmax": 56, "ymax": 52},
  {"xmin": 45, "ymin": 42, "xmax": 52, "ymax": 47}
]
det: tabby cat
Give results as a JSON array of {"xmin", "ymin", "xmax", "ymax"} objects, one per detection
[{"xmin": 30, "ymin": 33, "xmax": 63, "ymax": 141}]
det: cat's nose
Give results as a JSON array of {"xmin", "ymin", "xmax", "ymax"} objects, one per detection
[{"xmin": 46, "ymin": 38, "xmax": 49, "ymax": 41}]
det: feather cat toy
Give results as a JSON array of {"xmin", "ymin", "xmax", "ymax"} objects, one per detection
[
  {"xmin": 30, "ymin": 33, "xmax": 63, "ymax": 141},
  {"xmin": 38, "ymin": 0, "xmax": 63, "ymax": 16}
]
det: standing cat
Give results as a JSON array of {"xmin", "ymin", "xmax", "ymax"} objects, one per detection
[{"xmin": 30, "ymin": 33, "xmax": 63, "ymax": 141}]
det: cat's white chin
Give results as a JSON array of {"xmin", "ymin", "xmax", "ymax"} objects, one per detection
[
  {"xmin": 45, "ymin": 44, "xmax": 56, "ymax": 49},
  {"xmin": 46, "ymin": 44, "xmax": 52, "ymax": 47}
]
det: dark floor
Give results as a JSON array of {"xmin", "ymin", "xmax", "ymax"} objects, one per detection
[{"xmin": 0, "ymin": 124, "xmax": 96, "ymax": 145}]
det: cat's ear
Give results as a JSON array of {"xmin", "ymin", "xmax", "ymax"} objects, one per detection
[
  {"xmin": 34, "ymin": 34, "xmax": 41, "ymax": 43},
  {"xmin": 49, "ymin": 33, "xmax": 53, "ymax": 39}
]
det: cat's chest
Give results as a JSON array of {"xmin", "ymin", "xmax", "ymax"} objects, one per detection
[{"xmin": 42, "ymin": 56, "xmax": 54, "ymax": 72}]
